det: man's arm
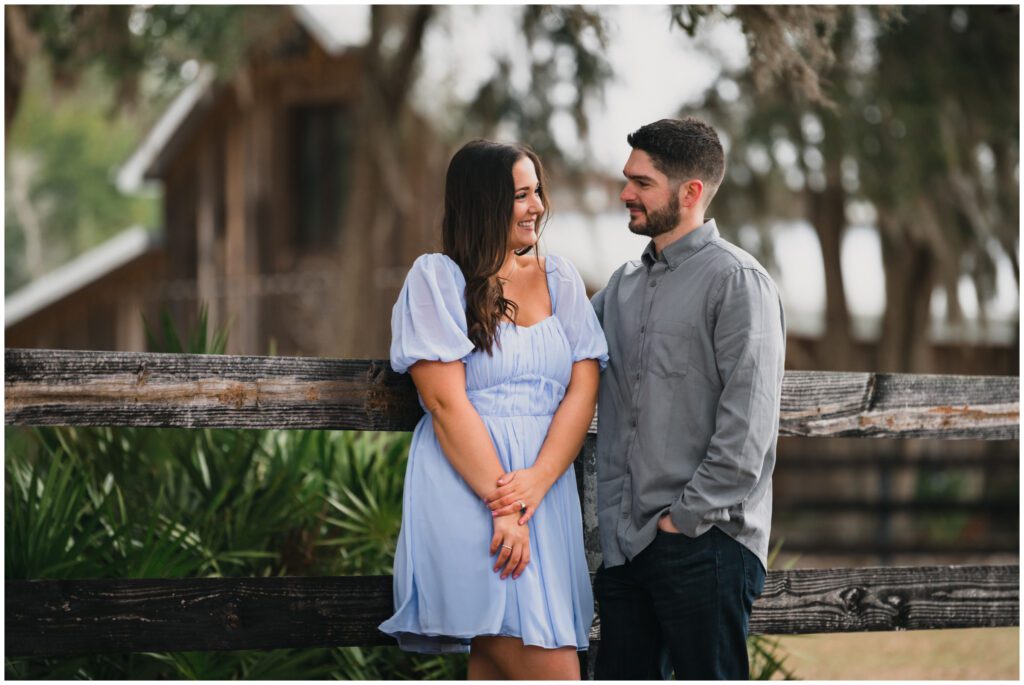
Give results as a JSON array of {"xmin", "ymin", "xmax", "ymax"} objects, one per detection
[{"xmin": 667, "ymin": 267, "xmax": 786, "ymax": 536}]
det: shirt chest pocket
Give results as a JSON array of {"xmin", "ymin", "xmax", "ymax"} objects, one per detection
[{"xmin": 645, "ymin": 322, "xmax": 694, "ymax": 379}]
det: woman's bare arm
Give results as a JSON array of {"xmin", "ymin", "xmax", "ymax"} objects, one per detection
[{"xmin": 409, "ymin": 359, "xmax": 507, "ymax": 497}]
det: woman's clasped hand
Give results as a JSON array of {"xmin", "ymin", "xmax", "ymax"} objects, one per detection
[{"xmin": 484, "ymin": 466, "xmax": 555, "ymax": 525}]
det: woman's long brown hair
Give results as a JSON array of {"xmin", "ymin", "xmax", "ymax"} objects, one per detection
[{"xmin": 442, "ymin": 140, "xmax": 550, "ymax": 355}]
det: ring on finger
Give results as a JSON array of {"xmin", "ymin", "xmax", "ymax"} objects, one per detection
[
  {"xmin": 501, "ymin": 544, "xmax": 513, "ymax": 551},
  {"xmin": 517, "ymin": 500, "xmax": 526, "ymax": 512}
]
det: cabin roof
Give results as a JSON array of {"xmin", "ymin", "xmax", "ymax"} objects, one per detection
[
  {"xmin": 115, "ymin": 66, "xmax": 218, "ymax": 193},
  {"xmin": 5, "ymin": 226, "xmax": 162, "ymax": 327}
]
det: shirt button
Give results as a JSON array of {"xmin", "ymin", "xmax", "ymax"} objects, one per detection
[
  {"xmin": 621, "ymin": 511, "xmax": 629, "ymax": 519},
  {"xmin": 640, "ymin": 325, "xmax": 646, "ymax": 333},
  {"xmin": 635, "ymin": 372, "xmax": 641, "ymax": 381},
  {"xmin": 649, "ymin": 281, "xmax": 657, "ymax": 288},
  {"xmin": 631, "ymin": 418, "xmax": 637, "ymax": 428}
]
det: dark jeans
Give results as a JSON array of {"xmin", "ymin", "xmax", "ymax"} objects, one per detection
[{"xmin": 593, "ymin": 526, "xmax": 766, "ymax": 680}]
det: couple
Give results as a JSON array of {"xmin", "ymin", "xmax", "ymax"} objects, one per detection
[{"xmin": 379, "ymin": 117, "xmax": 787, "ymax": 680}]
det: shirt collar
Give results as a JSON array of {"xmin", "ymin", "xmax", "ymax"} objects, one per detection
[{"xmin": 641, "ymin": 218, "xmax": 719, "ymax": 270}]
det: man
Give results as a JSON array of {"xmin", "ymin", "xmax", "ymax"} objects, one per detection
[{"xmin": 591, "ymin": 118, "xmax": 786, "ymax": 680}]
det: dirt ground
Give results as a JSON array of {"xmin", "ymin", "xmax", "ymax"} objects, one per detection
[{"xmin": 771, "ymin": 627, "xmax": 1019, "ymax": 680}]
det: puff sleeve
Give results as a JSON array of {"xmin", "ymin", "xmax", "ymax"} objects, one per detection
[
  {"xmin": 549, "ymin": 255, "xmax": 609, "ymax": 370},
  {"xmin": 390, "ymin": 254, "xmax": 476, "ymax": 374}
]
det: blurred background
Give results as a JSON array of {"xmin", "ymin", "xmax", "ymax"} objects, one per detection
[{"xmin": 4, "ymin": 4, "xmax": 1019, "ymax": 679}]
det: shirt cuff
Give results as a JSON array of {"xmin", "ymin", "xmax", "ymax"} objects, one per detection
[{"xmin": 668, "ymin": 500, "xmax": 709, "ymax": 538}]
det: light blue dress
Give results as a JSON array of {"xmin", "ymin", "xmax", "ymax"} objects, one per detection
[{"xmin": 379, "ymin": 253, "xmax": 609, "ymax": 654}]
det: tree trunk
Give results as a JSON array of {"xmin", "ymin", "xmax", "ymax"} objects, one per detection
[
  {"xmin": 991, "ymin": 135, "xmax": 1020, "ymax": 285},
  {"xmin": 7, "ymin": 154, "xmax": 47, "ymax": 282},
  {"xmin": 807, "ymin": 108, "xmax": 855, "ymax": 370},
  {"xmin": 878, "ymin": 216, "xmax": 936, "ymax": 373},
  {"xmin": 5, "ymin": 5, "xmax": 33, "ymax": 135}
]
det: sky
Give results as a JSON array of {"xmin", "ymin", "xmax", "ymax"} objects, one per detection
[{"xmin": 301, "ymin": 4, "xmax": 1017, "ymax": 339}]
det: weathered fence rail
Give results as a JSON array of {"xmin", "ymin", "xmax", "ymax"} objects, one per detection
[
  {"xmin": 6, "ymin": 349, "xmax": 1019, "ymax": 438},
  {"xmin": 6, "ymin": 565, "xmax": 1017, "ymax": 658},
  {"xmin": 5, "ymin": 348, "xmax": 1020, "ymax": 661}
]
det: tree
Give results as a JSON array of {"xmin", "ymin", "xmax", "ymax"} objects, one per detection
[
  {"xmin": 854, "ymin": 6, "xmax": 1018, "ymax": 371},
  {"xmin": 5, "ymin": 62, "xmax": 158, "ymax": 293},
  {"xmin": 686, "ymin": 6, "xmax": 1017, "ymax": 372},
  {"xmin": 5, "ymin": 5, "xmax": 289, "ymax": 131},
  {"xmin": 685, "ymin": 7, "xmax": 895, "ymax": 370}
]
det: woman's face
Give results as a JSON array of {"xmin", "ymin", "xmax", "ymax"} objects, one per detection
[{"xmin": 508, "ymin": 156, "xmax": 544, "ymax": 252}]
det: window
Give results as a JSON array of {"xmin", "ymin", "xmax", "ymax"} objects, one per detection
[{"xmin": 290, "ymin": 104, "xmax": 352, "ymax": 249}]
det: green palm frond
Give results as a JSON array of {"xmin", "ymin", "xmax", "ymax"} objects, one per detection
[
  {"xmin": 319, "ymin": 431, "xmax": 408, "ymax": 576},
  {"xmin": 144, "ymin": 650, "xmax": 239, "ymax": 680},
  {"xmin": 241, "ymin": 648, "xmax": 341, "ymax": 680},
  {"xmin": 412, "ymin": 651, "xmax": 469, "ymax": 679},
  {"xmin": 5, "ymin": 441, "xmax": 107, "ymax": 579},
  {"xmin": 143, "ymin": 302, "xmax": 230, "ymax": 355}
]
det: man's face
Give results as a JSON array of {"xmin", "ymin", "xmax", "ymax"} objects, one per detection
[{"xmin": 620, "ymin": 149, "xmax": 681, "ymax": 238}]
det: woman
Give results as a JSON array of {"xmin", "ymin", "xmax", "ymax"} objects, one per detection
[{"xmin": 379, "ymin": 140, "xmax": 607, "ymax": 679}]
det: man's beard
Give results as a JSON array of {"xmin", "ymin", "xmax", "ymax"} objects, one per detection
[{"xmin": 628, "ymin": 192, "xmax": 680, "ymax": 238}]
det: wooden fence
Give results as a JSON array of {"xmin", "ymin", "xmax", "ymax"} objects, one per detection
[{"xmin": 5, "ymin": 348, "xmax": 1020, "ymax": 668}]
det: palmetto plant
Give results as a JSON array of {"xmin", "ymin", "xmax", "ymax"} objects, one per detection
[
  {"xmin": 5, "ymin": 440, "xmax": 109, "ymax": 580},
  {"xmin": 320, "ymin": 431, "xmax": 408, "ymax": 575}
]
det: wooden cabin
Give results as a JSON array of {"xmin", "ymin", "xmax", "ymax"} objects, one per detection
[{"xmin": 125, "ymin": 9, "xmax": 444, "ymax": 358}]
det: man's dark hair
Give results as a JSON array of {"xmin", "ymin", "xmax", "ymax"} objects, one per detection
[{"xmin": 626, "ymin": 118, "xmax": 726, "ymax": 210}]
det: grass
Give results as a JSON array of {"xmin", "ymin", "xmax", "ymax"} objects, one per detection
[{"xmin": 771, "ymin": 627, "xmax": 1019, "ymax": 680}]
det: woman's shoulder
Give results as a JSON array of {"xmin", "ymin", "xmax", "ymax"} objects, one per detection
[
  {"xmin": 542, "ymin": 253, "xmax": 584, "ymax": 283},
  {"xmin": 411, "ymin": 252, "xmax": 458, "ymax": 270},
  {"xmin": 408, "ymin": 252, "xmax": 465, "ymax": 284}
]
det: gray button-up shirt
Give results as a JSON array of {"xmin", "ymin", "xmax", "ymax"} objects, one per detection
[{"xmin": 591, "ymin": 219, "xmax": 786, "ymax": 570}]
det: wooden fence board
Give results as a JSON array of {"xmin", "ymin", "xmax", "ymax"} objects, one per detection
[
  {"xmin": 750, "ymin": 564, "xmax": 1019, "ymax": 634},
  {"xmin": 779, "ymin": 371, "xmax": 1019, "ymax": 439},
  {"xmin": 5, "ymin": 576, "xmax": 392, "ymax": 657},
  {"xmin": 6, "ymin": 565, "xmax": 1018, "ymax": 657},
  {"xmin": 6, "ymin": 349, "xmax": 1019, "ymax": 439}
]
